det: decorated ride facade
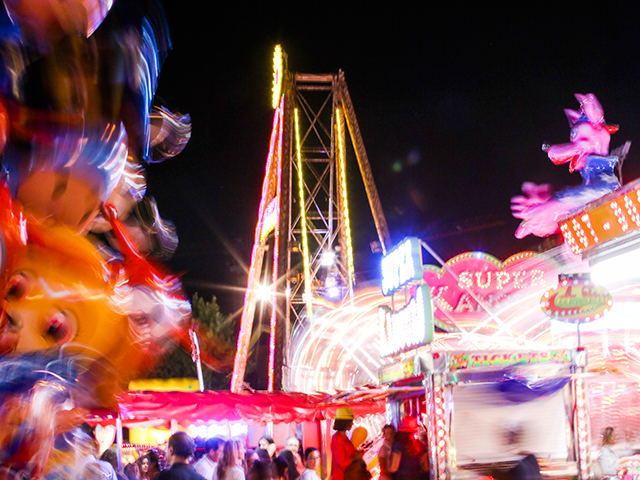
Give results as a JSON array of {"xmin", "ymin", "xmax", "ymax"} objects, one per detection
[{"xmin": 376, "ymin": 237, "xmax": 590, "ymax": 480}]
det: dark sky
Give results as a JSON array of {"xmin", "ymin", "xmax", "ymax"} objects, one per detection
[{"xmin": 146, "ymin": 4, "xmax": 640, "ymax": 314}]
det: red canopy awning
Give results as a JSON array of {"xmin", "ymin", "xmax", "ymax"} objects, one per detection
[{"xmin": 88, "ymin": 390, "xmax": 386, "ymax": 428}]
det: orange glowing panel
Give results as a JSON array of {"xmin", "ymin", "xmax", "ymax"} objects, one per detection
[{"xmin": 560, "ymin": 178, "xmax": 640, "ymax": 255}]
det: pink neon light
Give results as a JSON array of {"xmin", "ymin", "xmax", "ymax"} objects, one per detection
[
  {"xmin": 268, "ymin": 98, "xmax": 284, "ymax": 391},
  {"xmin": 422, "ymin": 252, "xmax": 558, "ymax": 328},
  {"xmin": 231, "ymin": 99, "xmax": 283, "ymax": 392}
]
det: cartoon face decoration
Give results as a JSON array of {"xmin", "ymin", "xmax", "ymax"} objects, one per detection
[{"xmin": 3, "ymin": 225, "xmax": 130, "ymax": 360}]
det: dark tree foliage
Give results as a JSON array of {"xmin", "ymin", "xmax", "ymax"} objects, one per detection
[{"xmin": 143, "ymin": 293, "xmax": 239, "ymax": 390}]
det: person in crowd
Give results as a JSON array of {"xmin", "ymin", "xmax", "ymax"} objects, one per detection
[
  {"xmin": 100, "ymin": 449, "xmax": 128, "ymax": 480},
  {"xmin": 378, "ymin": 425, "xmax": 396, "ymax": 480},
  {"xmin": 147, "ymin": 451, "xmax": 163, "ymax": 480},
  {"xmin": 344, "ymin": 428, "xmax": 371, "ymax": 480},
  {"xmin": 245, "ymin": 449, "xmax": 259, "ymax": 470},
  {"xmin": 258, "ymin": 436, "xmax": 277, "ymax": 461},
  {"xmin": 299, "ymin": 448, "xmax": 321, "ymax": 480},
  {"xmin": 330, "ymin": 407, "xmax": 359, "ymax": 480},
  {"xmin": 139, "ymin": 453, "xmax": 163, "ymax": 480},
  {"xmin": 255, "ymin": 448, "xmax": 271, "ymax": 465},
  {"xmin": 285, "ymin": 437, "xmax": 305, "ymax": 476},
  {"xmin": 387, "ymin": 416, "xmax": 429, "ymax": 480},
  {"xmin": 498, "ymin": 424, "xmax": 541, "ymax": 480},
  {"xmin": 597, "ymin": 427, "xmax": 620, "ymax": 479},
  {"xmin": 247, "ymin": 460, "xmax": 271, "ymax": 480},
  {"xmin": 216, "ymin": 440, "xmax": 247, "ymax": 480},
  {"xmin": 77, "ymin": 435, "xmax": 118, "ymax": 480},
  {"xmin": 155, "ymin": 432, "xmax": 205, "ymax": 480},
  {"xmin": 278, "ymin": 450, "xmax": 300, "ymax": 480},
  {"xmin": 138, "ymin": 456, "xmax": 151, "ymax": 480},
  {"xmin": 194, "ymin": 437, "xmax": 225, "ymax": 480},
  {"xmin": 124, "ymin": 463, "xmax": 141, "ymax": 480},
  {"xmin": 272, "ymin": 457, "xmax": 289, "ymax": 480}
]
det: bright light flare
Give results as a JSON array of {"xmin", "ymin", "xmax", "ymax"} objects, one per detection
[{"xmin": 321, "ymin": 250, "xmax": 336, "ymax": 266}]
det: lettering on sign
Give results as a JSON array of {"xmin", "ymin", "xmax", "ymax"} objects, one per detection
[
  {"xmin": 259, "ymin": 196, "xmax": 279, "ymax": 242},
  {"xmin": 560, "ymin": 180, "xmax": 640, "ymax": 255},
  {"xmin": 379, "ymin": 285, "xmax": 433, "ymax": 357},
  {"xmin": 449, "ymin": 350, "xmax": 572, "ymax": 371},
  {"xmin": 423, "ymin": 252, "xmax": 558, "ymax": 327},
  {"xmin": 379, "ymin": 357, "xmax": 418, "ymax": 384},
  {"xmin": 541, "ymin": 276, "xmax": 613, "ymax": 323},
  {"xmin": 381, "ymin": 237, "xmax": 423, "ymax": 296}
]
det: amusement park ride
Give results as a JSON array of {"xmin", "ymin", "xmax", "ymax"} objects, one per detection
[
  {"xmin": 233, "ymin": 71, "xmax": 640, "ymax": 479},
  {"xmin": 231, "ymin": 46, "xmax": 391, "ymax": 392}
]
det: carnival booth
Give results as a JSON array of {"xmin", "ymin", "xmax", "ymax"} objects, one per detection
[
  {"xmin": 88, "ymin": 388, "xmax": 386, "ymax": 477},
  {"xmin": 379, "ymin": 347, "xmax": 586, "ymax": 480},
  {"xmin": 376, "ymin": 237, "xmax": 598, "ymax": 480}
]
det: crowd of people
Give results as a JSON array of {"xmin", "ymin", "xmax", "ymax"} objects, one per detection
[
  {"xmin": 94, "ymin": 411, "xmax": 434, "ymax": 480},
  {"xmin": 97, "ymin": 432, "xmax": 323, "ymax": 480}
]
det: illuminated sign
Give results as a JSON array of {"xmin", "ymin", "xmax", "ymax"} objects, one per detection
[
  {"xmin": 379, "ymin": 284, "xmax": 433, "ymax": 357},
  {"xmin": 259, "ymin": 196, "xmax": 279, "ymax": 242},
  {"xmin": 379, "ymin": 357, "xmax": 420, "ymax": 384},
  {"xmin": 560, "ymin": 178, "xmax": 640, "ymax": 255},
  {"xmin": 381, "ymin": 237, "xmax": 423, "ymax": 296},
  {"xmin": 541, "ymin": 275, "xmax": 612, "ymax": 323},
  {"xmin": 448, "ymin": 349, "xmax": 572, "ymax": 371},
  {"xmin": 423, "ymin": 252, "xmax": 558, "ymax": 327}
]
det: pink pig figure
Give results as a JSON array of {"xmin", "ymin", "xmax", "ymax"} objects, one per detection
[
  {"xmin": 546, "ymin": 93, "xmax": 618, "ymax": 172},
  {"xmin": 512, "ymin": 93, "xmax": 621, "ymax": 239}
]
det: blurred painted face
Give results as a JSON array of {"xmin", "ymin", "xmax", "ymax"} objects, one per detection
[
  {"xmin": 286, "ymin": 438, "xmax": 299, "ymax": 453},
  {"xmin": 305, "ymin": 451, "xmax": 320, "ymax": 471}
]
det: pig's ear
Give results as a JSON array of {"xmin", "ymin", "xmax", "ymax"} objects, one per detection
[
  {"xmin": 575, "ymin": 93, "xmax": 604, "ymax": 125},
  {"xmin": 564, "ymin": 109, "xmax": 582, "ymax": 127}
]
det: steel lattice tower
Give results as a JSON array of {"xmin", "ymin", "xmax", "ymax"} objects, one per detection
[{"xmin": 231, "ymin": 47, "xmax": 390, "ymax": 392}]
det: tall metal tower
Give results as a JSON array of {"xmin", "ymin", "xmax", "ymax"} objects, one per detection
[{"xmin": 231, "ymin": 46, "xmax": 390, "ymax": 393}]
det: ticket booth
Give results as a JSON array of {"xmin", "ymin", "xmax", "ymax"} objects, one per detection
[{"xmin": 380, "ymin": 348, "xmax": 589, "ymax": 480}]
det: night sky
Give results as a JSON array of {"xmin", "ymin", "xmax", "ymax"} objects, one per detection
[{"xmin": 146, "ymin": 4, "xmax": 640, "ymax": 314}]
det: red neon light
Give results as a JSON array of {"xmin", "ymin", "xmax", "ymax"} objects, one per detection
[{"xmin": 232, "ymin": 99, "xmax": 283, "ymax": 393}]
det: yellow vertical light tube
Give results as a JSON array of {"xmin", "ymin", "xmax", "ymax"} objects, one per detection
[{"xmin": 336, "ymin": 108, "xmax": 355, "ymax": 289}]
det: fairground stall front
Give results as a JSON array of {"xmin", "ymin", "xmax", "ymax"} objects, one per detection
[
  {"xmin": 88, "ymin": 388, "xmax": 385, "ymax": 477},
  {"xmin": 377, "ymin": 237, "xmax": 591, "ymax": 480}
]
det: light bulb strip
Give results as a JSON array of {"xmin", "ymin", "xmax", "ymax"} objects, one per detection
[
  {"xmin": 336, "ymin": 108, "xmax": 355, "ymax": 287},
  {"xmin": 268, "ymin": 99, "xmax": 284, "ymax": 391}
]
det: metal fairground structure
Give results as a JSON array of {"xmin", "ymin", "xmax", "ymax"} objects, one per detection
[{"xmin": 231, "ymin": 46, "xmax": 390, "ymax": 392}]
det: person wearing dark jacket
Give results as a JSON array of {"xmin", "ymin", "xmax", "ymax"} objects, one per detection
[{"xmin": 156, "ymin": 432, "xmax": 206, "ymax": 480}]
